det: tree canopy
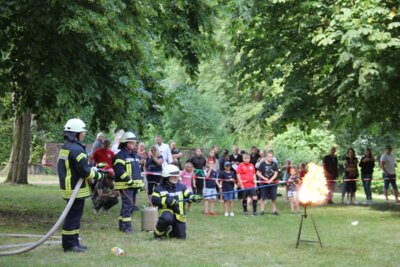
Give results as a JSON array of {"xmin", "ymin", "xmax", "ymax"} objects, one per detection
[{"xmin": 231, "ymin": 0, "xmax": 400, "ymax": 135}]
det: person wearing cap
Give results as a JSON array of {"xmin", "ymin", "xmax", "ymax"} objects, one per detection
[
  {"xmin": 380, "ymin": 145, "xmax": 400, "ymax": 204},
  {"xmin": 219, "ymin": 161, "xmax": 237, "ymax": 216},
  {"xmin": 113, "ymin": 132, "xmax": 144, "ymax": 234},
  {"xmin": 57, "ymin": 118, "xmax": 104, "ymax": 253},
  {"xmin": 151, "ymin": 164, "xmax": 202, "ymax": 240}
]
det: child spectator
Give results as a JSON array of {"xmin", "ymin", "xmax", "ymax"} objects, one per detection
[
  {"xmin": 181, "ymin": 162, "xmax": 196, "ymax": 211},
  {"xmin": 203, "ymin": 160, "xmax": 220, "ymax": 215},
  {"xmin": 287, "ymin": 166, "xmax": 300, "ymax": 214},
  {"xmin": 237, "ymin": 153, "xmax": 258, "ymax": 216},
  {"xmin": 257, "ymin": 151, "xmax": 279, "ymax": 215},
  {"xmin": 92, "ymin": 172, "xmax": 119, "ymax": 214},
  {"xmin": 219, "ymin": 161, "xmax": 237, "ymax": 216},
  {"xmin": 343, "ymin": 148, "xmax": 358, "ymax": 204}
]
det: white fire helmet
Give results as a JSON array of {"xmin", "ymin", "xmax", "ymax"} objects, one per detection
[
  {"xmin": 162, "ymin": 164, "xmax": 180, "ymax": 184},
  {"xmin": 64, "ymin": 118, "xmax": 87, "ymax": 133},
  {"xmin": 119, "ymin": 132, "xmax": 137, "ymax": 143}
]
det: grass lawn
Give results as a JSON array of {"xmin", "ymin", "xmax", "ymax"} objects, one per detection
[{"xmin": 0, "ymin": 175, "xmax": 400, "ymax": 267}]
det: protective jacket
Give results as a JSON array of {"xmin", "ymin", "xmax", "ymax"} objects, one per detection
[
  {"xmin": 113, "ymin": 148, "xmax": 142, "ymax": 189},
  {"xmin": 152, "ymin": 181, "xmax": 193, "ymax": 222},
  {"xmin": 58, "ymin": 134, "xmax": 102, "ymax": 200}
]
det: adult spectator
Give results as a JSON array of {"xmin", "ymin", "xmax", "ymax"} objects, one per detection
[
  {"xmin": 156, "ymin": 135, "xmax": 173, "ymax": 166},
  {"xmin": 146, "ymin": 145, "xmax": 163, "ymax": 205},
  {"xmin": 219, "ymin": 149, "xmax": 230, "ymax": 170},
  {"xmin": 380, "ymin": 145, "xmax": 400, "ymax": 204},
  {"xmin": 92, "ymin": 172, "xmax": 119, "ymax": 214},
  {"xmin": 359, "ymin": 148, "xmax": 374, "ymax": 204},
  {"xmin": 213, "ymin": 145, "xmax": 220, "ymax": 159},
  {"xmin": 91, "ymin": 132, "xmax": 105, "ymax": 156},
  {"xmin": 187, "ymin": 148, "xmax": 207, "ymax": 196},
  {"xmin": 323, "ymin": 147, "xmax": 339, "ymax": 204},
  {"xmin": 229, "ymin": 146, "xmax": 243, "ymax": 171},
  {"xmin": 111, "ymin": 132, "xmax": 124, "ymax": 154},
  {"xmin": 250, "ymin": 146, "xmax": 261, "ymax": 166},
  {"xmin": 170, "ymin": 141, "xmax": 183, "ymax": 169},
  {"xmin": 90, "ymin": 139, "xmax": 114, "ymax": 167},
  {"xmin": 257, "ymin": 151, "xmax": 279, "ymax": 215},
  {"xmin": 138, "ymin": 142, "xmax": 148, "ymax": 171},
  {"xmin": 343, "ymin": 148, "xmax": 358, "ymax": 205}
]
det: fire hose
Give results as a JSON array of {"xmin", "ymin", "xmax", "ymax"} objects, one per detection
[{"xmin": 0, "ymin": 178, "xmax": 84, "ymax": 256}]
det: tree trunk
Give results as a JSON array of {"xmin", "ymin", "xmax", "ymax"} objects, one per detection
[{"xmin": 4, "ymin": 110, "xmax": 32, "ymax": 184}]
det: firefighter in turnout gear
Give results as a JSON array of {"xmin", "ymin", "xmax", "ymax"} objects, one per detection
[
  {"xmin": 113, "ymin": 131, "xmax": 144, "ymax": 233},
  {"xmin": 151, "ymin": 164, "xmax": 202, "ymax": 240},
  {"xmin": 58, "ymin": 118, "xmax": 104, "ymax": 253}
]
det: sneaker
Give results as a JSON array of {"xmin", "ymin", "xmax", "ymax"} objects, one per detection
[
  {"xmin": 272, "ymin": 211, "xmax": 279, "ymax": 216},
  {"xmin": 64, "ymin": 246, "xmax": 86, "ymax": 253},
  {"xmin": 230, "ymin": 212, "xmax": 235, "ymax": 217},
  {"xmin": 224, "ymin": 212, "xmax": 229, "ymax": 217},
  {"xmin": 252, "ymin": 212, "xmax": 258, "ymax": 216},
  {"xmin": 260, "ymin": 211, "xmax": 265, "ymax": 216},
  {"xmin": 243, "ymin": 211, "xmax": 249, "ymax": 216}
]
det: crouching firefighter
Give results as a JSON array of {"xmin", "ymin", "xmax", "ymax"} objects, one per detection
[
  {"xmin": 113, "ymin": 131, "xmax": 144, "ymax": 234},
  {"xmin": 151, "ymin": 164, "xmax": 202, "ymax": 240},
  {"xmin": 58, "ymin": 118, "xmax": 104, "ymax": 253}
]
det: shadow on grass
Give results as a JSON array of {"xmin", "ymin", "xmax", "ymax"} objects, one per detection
[
  {"xmin": 368, "ymin": 203, "xmax": 400, "ymax": 213},
  {"xmin": 0, "ymin": 210, "xmax": 58, "ymax": 230}
]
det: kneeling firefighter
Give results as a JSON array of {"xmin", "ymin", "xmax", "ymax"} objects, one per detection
[
  {"xmin": 113, "ymin": 131, "xmax": 144, "ymax": 233},
  {"xmin": 151, "ymin": 164, "xmax": 202, "ymax": 240},
  {"xmin": 58, "ymin": 118, "xmax": 104, "ymax": 253}
]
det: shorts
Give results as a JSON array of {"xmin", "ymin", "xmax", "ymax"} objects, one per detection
[
  {"xmin": 383, "ymin": 173, "xmax": 398, "ymax": 191},
  {"xmin": 288, "ymin": 190, "xmax": 297, "ymax": 198},
  {"xmin": 260, "ymin": 184, "xmax": 277, "ymax": 201},
  {"xmin": 242, "ymin": 188, "xmax": 257, "ymax": 198},
  {"xmin": 203, "ymin": 188, "xmax": 217, "ymax": 200},
  {"xmin": 223, "ymin": 192, "xmax": 234, "ymax": 201}
]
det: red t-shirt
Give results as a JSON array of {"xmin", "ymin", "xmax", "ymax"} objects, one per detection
[
  {"xmin": 236, "ymin": 162, "xmax": 256, "ymax": 188},
  {"xmin": 92, "ymin": 148, "xmax": 115, "ymax": 167}
]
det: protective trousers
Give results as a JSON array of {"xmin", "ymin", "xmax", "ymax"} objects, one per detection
[
  {"xmin": 119, "ymin": 189, "xmax": 136, "ymax": 232},
  {"xmin": 62, "ymin": 198, "xmax": 84, "ymax": 249},
  {"xmin": 155, "ymin": 211, "xmax": 186, "ymax": 240}
]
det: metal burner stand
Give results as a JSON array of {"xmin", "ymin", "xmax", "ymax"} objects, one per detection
[{"xmin": 296, "ymin": 205, "xmax": 323, "ymax": 248}]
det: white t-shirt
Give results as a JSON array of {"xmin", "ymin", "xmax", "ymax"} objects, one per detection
[
  {"xmin": 157, "ymin": 143, "xmax": 173, "ymax": 166},
  {"xmin": 380, "ymin": 153, "xmax": 396, "ymax": 175}
]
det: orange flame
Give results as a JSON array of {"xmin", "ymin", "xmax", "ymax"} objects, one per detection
[{"xmin": 298, "ymin": 163, "xmax": 328, "ymax": 206}]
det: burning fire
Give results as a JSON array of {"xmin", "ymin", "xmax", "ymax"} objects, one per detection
[{"xmin": 298, "ymin": 163, "xmax": 328, "ymax": 206}]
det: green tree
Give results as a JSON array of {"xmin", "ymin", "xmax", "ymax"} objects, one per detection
[
  {"xmin": 231, "ymin": 0, "xmax": 400, "ymax": 138},
  {"xmin": 0, "ymin": 0, "xmax": 217, "ymax": 183}
]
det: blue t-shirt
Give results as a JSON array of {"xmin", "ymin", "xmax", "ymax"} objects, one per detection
[
  {"xmin": 220, "ymin": 170, "xmax": 236, "ymax": 191},
  {"xmin": 205, "ymin": 170, "xmax": 218, "ymax": 189}
]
